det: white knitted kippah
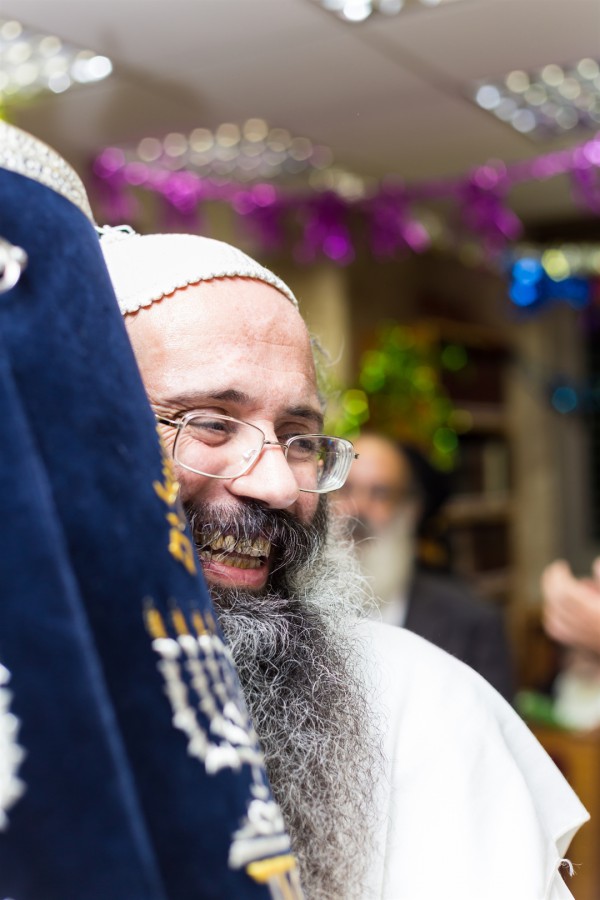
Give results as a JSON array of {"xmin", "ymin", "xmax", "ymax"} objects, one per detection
[{"xmin": 99, "ymin": 228, "xmax": 298, "ymax": 314}]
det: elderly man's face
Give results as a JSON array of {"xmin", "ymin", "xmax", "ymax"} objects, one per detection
[
  {"xmin": 335, "ymin": 433, "xmax": 416, "ymax": 535},
  {"xmin": 126, "ymin": 277, "xmax": 322, "ymax": 591}
]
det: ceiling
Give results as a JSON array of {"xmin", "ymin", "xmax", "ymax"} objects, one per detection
[{"xmin": 6, "ymin": 0, "xmax": 600, "ymax": 226}]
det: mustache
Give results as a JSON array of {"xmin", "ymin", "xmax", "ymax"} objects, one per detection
[{"xmin": 184, "ymin": 499, "xmax": 328, "ymax": 584}]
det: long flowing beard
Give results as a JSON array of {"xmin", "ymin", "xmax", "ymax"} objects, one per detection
[{"xmin": 185, "ymin": 500, "xmax": 381, "ymax": 900}]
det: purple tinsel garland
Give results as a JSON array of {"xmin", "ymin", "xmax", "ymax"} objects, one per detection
[{"xmin": 92, "ymin": 133, "xmax": 600, "ymax": 264}]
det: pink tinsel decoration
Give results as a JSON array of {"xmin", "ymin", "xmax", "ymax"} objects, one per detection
[{"xmin": 91, "ymin": 131, "xmax": 600, "ymax": 266}]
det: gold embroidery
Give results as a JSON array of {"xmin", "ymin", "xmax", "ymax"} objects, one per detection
[
  {"xmin": 166, "ymin": 513, "xmax": 197, "ymax": 576},
  {"xmin": 247, "ymin": 855, "xmax": 303, "ymax": 900},
  {"xmin": 246, "ymin": 855, "xmax": 297, "ymax": 881},
  {"xmin": 192, "ymin": 610, "xmax": 208, "ymax": 635},
  {"xmin": 144, "ymin": 604, "xmax": 168, "ymax": 639},
  {"xmin": 171, "ymin": 607, "xmax": 189, "ymax": 636},
  {"xmin": 152, "ymin": 452, "xmax": 179, "ymax": 506},
  {"xmin": 153, "ymin": 428, "xmax": 197, "ymax": 575}
]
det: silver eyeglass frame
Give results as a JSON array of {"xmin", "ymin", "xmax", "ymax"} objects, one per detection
[{"xmin": 154, "ymin": 411, "xmax": 358, "ymax": 494}]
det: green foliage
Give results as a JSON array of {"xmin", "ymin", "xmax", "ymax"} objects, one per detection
[{"xmin": 326, "ymin": 323, "xmax": 466, "ymax": 470}]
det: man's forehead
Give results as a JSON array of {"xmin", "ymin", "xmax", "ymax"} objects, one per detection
[
  {"xmin": 127, "ymin": 279, "xmax": 320, "ymax": 407},
  {"xmin": 353, "ymin": 436, "xmax": 409, "ymax": 483},
  {"xmin": 136, "ymin": 277, "xmax": 306, "ymax": 340}
]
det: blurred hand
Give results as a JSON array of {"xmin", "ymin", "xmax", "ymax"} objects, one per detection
[{"xmin": 542, "ymin": 558, "xmax": 600, "ymax": 653}]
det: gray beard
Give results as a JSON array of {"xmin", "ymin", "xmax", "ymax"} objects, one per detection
[{"xmin": 187, "ymin": 500, "xmax": 381, "ymax": 900}]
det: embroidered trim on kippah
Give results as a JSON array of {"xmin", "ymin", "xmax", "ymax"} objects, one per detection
[
  {"xmin": 100, "ymin": 230, "xmax": 299, "ymax": 313},
  {"xmin": 0, "ymin": 123, "xmax": 94, "ymax": 223},
  {"xmin": 142, "ymin": 266, "xmax": 298, "ymax": 309}
]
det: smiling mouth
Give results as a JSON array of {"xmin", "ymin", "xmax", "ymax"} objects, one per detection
[{"xmin": 197, "ymin": 533, "xmax": 271, "ymax": 570}]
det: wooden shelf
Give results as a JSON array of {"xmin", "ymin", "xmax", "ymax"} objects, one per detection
[
  {"xmin": 442, "ymin": 493, "xmax": 512, "ymax": 525},
  {"xmin": 411, "ymin": 313, "xmax": 517, "ymax": 624},
  {"xmin": 456, "ymin": 402, "xmax": 509, "ymax": 435},
  {"xmin": 418, "ymin": 316, "xmax": 512, "ymax": 350}
]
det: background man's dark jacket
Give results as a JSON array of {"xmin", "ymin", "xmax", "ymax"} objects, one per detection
[{"xmin": 405, "ymin": 571, "xmax": 515, "ymax": 701}]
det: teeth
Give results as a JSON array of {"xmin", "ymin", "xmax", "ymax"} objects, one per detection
[
  {"xmin": 199, "ymin": 550, "xmax": 263, "ymax": 569},
  {"xmin": 205, "ymin": 534, "xmax": 270, "ymax": 558},
  {"xmin": 210, "ymin": 534, "xmax": 236, "ymax": 551},
  {"xmin": 237, "ymin": 537, "xmax": 270, "ymax": 557}
]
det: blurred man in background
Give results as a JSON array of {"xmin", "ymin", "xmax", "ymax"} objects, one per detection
[{"xmin": 334, "ymin": 431, "xmax": 514, "ymax": 700}]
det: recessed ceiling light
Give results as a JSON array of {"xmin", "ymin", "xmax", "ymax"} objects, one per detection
[
  {"xmin": 541, "ymin": 64, "xmax": 564, "ymax": 87},
  {"xmin": 505, "ymin": 70, "xmax": 529, "ymax": 94},
  {"xmin": 577, "ymin": 58, "xmax": 599, "ymax": 80},
  {"xmin": 471, "ymin": 56, "xmax": 600, "ymax": 140},
  {"xmin": 475, "ymin": 85, "xmax": 501, "ymax": 110},
  {"xmin": 511, "ymin": 109, "xmax": 537, "ymax": 134},
  {"xmin": 341, "ymin": 1, "xmax": 373, "ymax": 23}
]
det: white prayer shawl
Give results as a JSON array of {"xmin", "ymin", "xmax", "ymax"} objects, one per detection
[{"xmin": 356, "ymin": 620, "xmax": 589, "ymax": 900}]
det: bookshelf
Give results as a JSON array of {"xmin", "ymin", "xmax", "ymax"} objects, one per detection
[{"xmin": 421, "ymin": 317, "xmax": 515, "ymax": 609}]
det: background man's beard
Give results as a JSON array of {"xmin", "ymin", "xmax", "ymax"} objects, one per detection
[
  {"xmin": 185, "ymin": 499, "xmax": 381, "ymax": 900},
  {"xmin": 351, "ymin": 510, "xmax": 417, "ymax": 609}
]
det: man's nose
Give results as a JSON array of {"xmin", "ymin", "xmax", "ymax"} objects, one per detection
[{"xmin": 227, "ymin": 443, "xmax": 300, "ymax": 509}]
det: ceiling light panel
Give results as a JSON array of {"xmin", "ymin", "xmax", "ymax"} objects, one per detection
[
  {"xmin": 0, "ymin": 18, "xmax": 112, "ymax": 104},
  {"xmin": 471, "ymin": 57, "xmax": 600, "ymax": 139},
  {"xmin": 312, "ymin": 0, "xmax": 461, "ymax": 23},
  {"xmin": 119, "ymin": 119, "xmax": 338, "ymax": 186}
]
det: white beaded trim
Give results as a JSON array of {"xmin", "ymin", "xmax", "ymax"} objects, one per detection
[
  {"xmin": 0, "ymin": 122, "xmax": 94, "ymax": 223},
  {"xmin": 136, "ymin": 267, "xmax": 298, "ymax": 309}
]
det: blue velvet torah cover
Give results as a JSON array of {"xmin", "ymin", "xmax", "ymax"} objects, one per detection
[{"xmin": 0, "ymin": 165, "xmax": 290, "ymax": 900}]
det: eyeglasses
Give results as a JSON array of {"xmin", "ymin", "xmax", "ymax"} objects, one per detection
[{"xmin": 155, "ymin": 411, "xmax": 357, "ymax": 494}]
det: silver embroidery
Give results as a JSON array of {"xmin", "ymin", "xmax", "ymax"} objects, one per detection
[
  {"xmin": 147, "ymin": 607, "xmax": 263, "ymax": 775},
  {"xmin": 229, "ymin": 782, "xmax": 292, "ymax": 869},
  {"xmin": 0, "ymin": 663, "xmax": 26, "ymax": 831},
  {"xmin": 145, "ymin": 605, "xmax": 304, "ymax": 896},
  {"xmin": 0, "ymin": 238, "xmax": 27, "ymax": 294},
  {"xmin": 0, "ymin": 123, "xmax": 94, "ymax": 223}
]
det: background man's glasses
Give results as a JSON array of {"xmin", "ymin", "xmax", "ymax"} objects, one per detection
[{"xmin": 155, "ymin": 411, "xmax": 357, "ymax": 494}]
